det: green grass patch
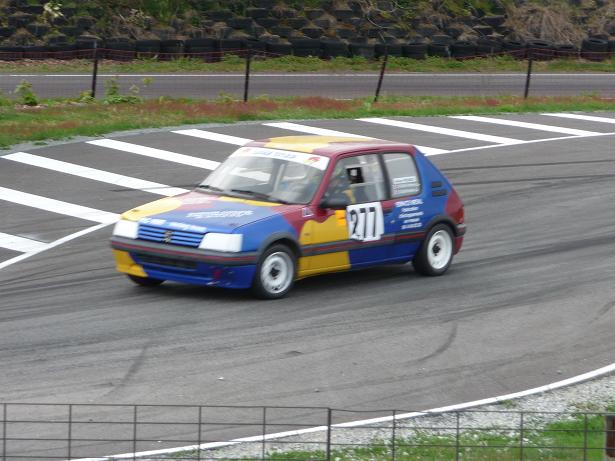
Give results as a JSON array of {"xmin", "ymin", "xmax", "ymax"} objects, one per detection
[
  {"xmin": 174, "ymin": 410, "xmax": 612, "ymax": 461},
  {"xmin": 2, "ymin": 94, "xmax": 615, "ymax": 149},
  {"xmin": 4, "ymin": 55, "xmax": 615, "ymax": 74}
]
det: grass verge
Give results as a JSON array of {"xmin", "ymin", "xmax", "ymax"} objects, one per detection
[
  {"xmin": 1, "ymin": 94, "xmax": 615, "ymax": 150},
  {"xmin": 173, "ymin": 409, "xmax": 613, "ymax": 461},
  {"xmin": 4, "ymin": 55, "xmax": 615, "ymax": 74}
]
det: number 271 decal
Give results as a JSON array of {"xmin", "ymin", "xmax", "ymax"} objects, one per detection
[{"xmin": 346, "ymin": 202, "xmax": 384, "ymax": 242}]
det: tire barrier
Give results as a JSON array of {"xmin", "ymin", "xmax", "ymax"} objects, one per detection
[
  {"xmin": 265, "ymin": 41, "xmax": 293, "ymax": 57},
  {"xmin": 218, "ymin": 39, "xmax": 245, "ymax": 57},
  {"xmin": 3, "ymin": 36, "xmax": 615, "ymax": 64},
  {"xmin": 320, "ymin": 40, "xmax": 349, "ymax": 59},
  {"xmin": 160, "ymin": 39, "xmax": 184, "ymax": 60},
  {"xmin": 555, "ymin": 44, "xmax": 578, "ymax": 58},
  {"xmin": 450, "ymin": 41, "xmax": 476, "ymax": 59},
  {"xmin": 403, "ymin": 42, "xmax": 427, "ymax": 59},
  {"xmin": 289, "ymin": 38, "xmax": 320, "ymax": 57},
  {"xmin": 184, "ymin": 38, "xmax": 217, "ymax": 62},
  {"xmin": 476, "ymin": 37, "xmax": 502, "ymax": 56},
  {"xmin": 427, "ymin": 42, "xmax": 449, "ymax": 58},
  {"xmin": 526, "ymin": 39, "xmax": 554, "ymax": 60},
  {"xmin": 375, "ymin": 43, "xmax": 402, "ymax": 58},
  {"xmin": 581, "ymin": 37, "xmax": 608, "ymax": 61},
  {"xmin": 349, "ymin": 43, "xmax": 375, "ymax": 59},
  {"xmin": 503, "ymin": 39, "xmax": 526, "ymax": 59},
  {"xmin": 135, "ymin": 39, "xmax": 161, "ymax": 59},
  {"xmin": 104, "ymin": 39, "xmax": 136, "ymax": 61}
]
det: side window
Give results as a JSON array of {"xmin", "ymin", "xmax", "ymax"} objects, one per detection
[
  {"xmin": 383, "ymin": 153, "xmax": 421, "ymax": 198},
  {"xmin": 324, "ymin": 154, "xmax": 386, "ymax": 204}
]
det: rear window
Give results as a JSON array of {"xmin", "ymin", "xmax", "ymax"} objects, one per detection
[{"xmin": 383, "ymin": 153, "xmax": 421, "ymax": 198}]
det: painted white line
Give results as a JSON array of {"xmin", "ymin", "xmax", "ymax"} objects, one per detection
[
  {"xmin": 358, "ymin": 117, "xmax": 522, "ymax": 145},
  {"xmin": 172, "ymin": 129, "xmax": 251, "ymax": 146},
  {"xmin": 264, "ymin": 121, "xmax": 449, "ymax": 156},
  {"xmin": 542, "ymin": 113, "xmax": 615, "ymax": 124},
  {"xmin": 450, "ymin": 115, "xmax": 598, "ymax": 136},
  {"xmin": 87, "ymin": 139, "xmax": 220, "ymax": 170},
  {"xmin": 71, "ymin": 360, "xmax": 615, "ymax": 461},
  {"xmin": 0, "ymin": 187, "xmax": 118, "ymax": 224},
  {"xmin": 0, "ymin": 232, "xmax": 47, "ymax": 253},
  {"xmin": 264, "ymin": 121, "xmax": 372, "ymax": 138},
  {"xmin": 3, "ymin": 152, "xmax": 188, "ymax": 196},
  {"xmin": 435, "ymin": 131, "xmax": 615, "ymax": 156},
  {"xmin": 0, "ymin": 223, "xmax": 112, "ymax": 271}
]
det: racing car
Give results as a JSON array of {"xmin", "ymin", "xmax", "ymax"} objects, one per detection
[{"xmin": 111, "ymin": 135, "xmax": 465, "ymax": 299}]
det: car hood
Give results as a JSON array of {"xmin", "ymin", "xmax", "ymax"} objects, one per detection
[{"xmin": 120, "ymin": 191, "xmax": 297, "ymax": 234}]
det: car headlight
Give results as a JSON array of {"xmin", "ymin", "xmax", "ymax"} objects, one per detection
[
  {"xmin": 199, "ymin": 233, "xmax": 242, "ymax": 252},
  {"xmin": 113, "ymin": 220, "xmax": 139, "ymax": 239}
]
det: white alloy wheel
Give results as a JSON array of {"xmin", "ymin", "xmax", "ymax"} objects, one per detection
[
  {"xmin": 413, "ymin": 224, "xmax": 455, "ymax": 276},
  {"xmin": 260, "ymin": 250, "xmax": 294, "ymax": 296},
  {"xmin": 427, "ymin": 229, "xmax": 453, "ymax": 271}
]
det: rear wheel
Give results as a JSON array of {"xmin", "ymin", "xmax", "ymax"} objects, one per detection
[
  {"xmin": 252, "ymin": 244, "xmax": 296, "ymax": 299},
  {"xmin": 413, "ymin": 224, "xmax": 454, "ymax": 276},
  {"xmin": 127, "ymin": 274, "xmax": 164, "ymax": 286}
]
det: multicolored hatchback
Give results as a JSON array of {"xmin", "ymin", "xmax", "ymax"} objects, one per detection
[{"xmin": 111, "ymin": 136, "xmax": 465, "ymax": 298}]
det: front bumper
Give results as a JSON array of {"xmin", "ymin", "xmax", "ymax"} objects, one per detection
[{"xmin": 111, "ymin": 237, "xmax": 258, "ymax": 289}]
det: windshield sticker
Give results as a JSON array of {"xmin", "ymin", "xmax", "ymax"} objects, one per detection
[
  {"xmin": 187, "ymin": 210, "xmax": 254, "ymax": 219},
  {"xmin": 232, "ymin": 147, "xmax": 330, "ymax": 171}
]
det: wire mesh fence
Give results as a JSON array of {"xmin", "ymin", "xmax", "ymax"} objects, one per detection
[
  {"xmin": 1, "ymin": 403, "xmax": 615, "ymax": 461},
  {"xmin": 1, "ymin": 47, "xmax": 615, "ymax": 102}
]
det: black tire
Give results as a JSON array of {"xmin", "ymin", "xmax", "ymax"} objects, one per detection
[
  {"xmin": 252, "ymin": 244, "xmax": 296, "ymax": 299},
  {"xmin": 128, "ymin": 274, "xmax": 164, "ymax": 287},
  {"xmin": 413, "ymin": 224, "xmax": 454, "ymax": 276}
]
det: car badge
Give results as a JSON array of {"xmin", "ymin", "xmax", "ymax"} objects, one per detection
[{"xmin": 163, "ymin": 230, "xmax": 173, "ymax": 243}]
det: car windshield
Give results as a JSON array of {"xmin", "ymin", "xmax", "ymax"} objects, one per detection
[{"xmin": 199, "ymin": 146, "xmax": 329, "ymax": 204}]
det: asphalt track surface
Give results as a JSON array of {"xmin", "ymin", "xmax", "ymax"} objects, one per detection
[
  {"xmin": 2, "ymin": 72, "xmax": 615, "ymax": 99},
  {"xmin": 1, "ymin": 113, "xmax": 615, "ymax": 458}
]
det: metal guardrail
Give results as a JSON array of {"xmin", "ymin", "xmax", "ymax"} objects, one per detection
[{"xmin": 1, "ymin": 403, "xmax": 614, "ymax": 461}]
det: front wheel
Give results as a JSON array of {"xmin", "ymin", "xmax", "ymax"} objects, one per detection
[
  {"xmin": 127, "ymin": 274, "xmax": 165, "ymax": 287},
  {"xmin": 252, "ymin": 244, "xmax": 296, "ymax": 299},
  {"xmin": 413, "ymin": 224, "xmax": 454, "ymax": 276}
]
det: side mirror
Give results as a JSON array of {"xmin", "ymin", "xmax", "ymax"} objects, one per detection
[{"xmin": 319, "ymin": 196, "xmax": 349, "ymax": 210}]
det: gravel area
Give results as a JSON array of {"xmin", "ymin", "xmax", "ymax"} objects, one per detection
[{"xmin": 134, "ymin": 372, "xmax": 615, "ymax": 460}]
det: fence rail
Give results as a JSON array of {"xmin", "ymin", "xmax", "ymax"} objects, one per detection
[
  {"xmin": 1, "ymin": 403, "xmax": 614, "ymax": 461},
  {"xmin": 2, "ymin": 47, "xmax": 615, "ymax": 102}
]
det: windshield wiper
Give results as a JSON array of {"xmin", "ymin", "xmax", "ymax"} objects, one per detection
[{"xmin": 229, "ymin": 189, "xmax": 290, "ymax": 204}]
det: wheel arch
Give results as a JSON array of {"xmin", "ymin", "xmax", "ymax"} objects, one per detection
[{"xmin": 257, "ymin": 232, "xmax": 302, "ymax": 260}]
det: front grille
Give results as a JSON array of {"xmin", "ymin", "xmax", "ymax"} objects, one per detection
[
  {"xmin": 135, "ymin": 253, "xmax": 197, "ymax": 270},
  {"xmin": 138, "ymin": 224, "xmax": 203, "ymax": 248}
]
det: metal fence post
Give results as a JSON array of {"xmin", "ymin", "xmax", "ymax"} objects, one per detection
[
  {"xmin": 326, "ymin": 408, "xmax": 332, "ymax": 461},
  {"xmin": 132, "ymin": 406, "xmax": 138, "ymax": 461},
  {"xmin": 67, "ymin": 405, "xmax": 72, "ymax": 461},
  {"xmin": 455, "ymin": 411, "xmax": 460, "ymax": 461},
  {"xmin": 243, "ymin": 46, "xmax": 252, "ymax": 103},
  {"xmin": 519, "ymin": 412, "xmax": 524, "ymax": 461},
  {"xmin": 583, "ymin": 413, "xmax": 588, "ymax": 461},
  {"xmin": 2, "ymin": 403, "xmax": 6, "ymax": 461},
  {"xmin": 606, "ymin": 413, "xmax": 615, "ymax": 458},
  {"xmin": 374, "ymin": 46, "xmax": 388, "ymax": 103},
  {"xmin": 91, "ymin": 41, "xmax": 99, "ymax": 99},
  {"xmin": 523, "ymin": 51, "xmax": 533, "ymax": 99},
  {"xmin": 391, "ymin": 410, "xmax": 397, "ymax": 461},
  {"xmin": 197, "ymin": 406, "xmax": 202, "ymax": 461},
  {"xmin": 261, "ymin": 407, "xmax": 267, "ymax": 460}
]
